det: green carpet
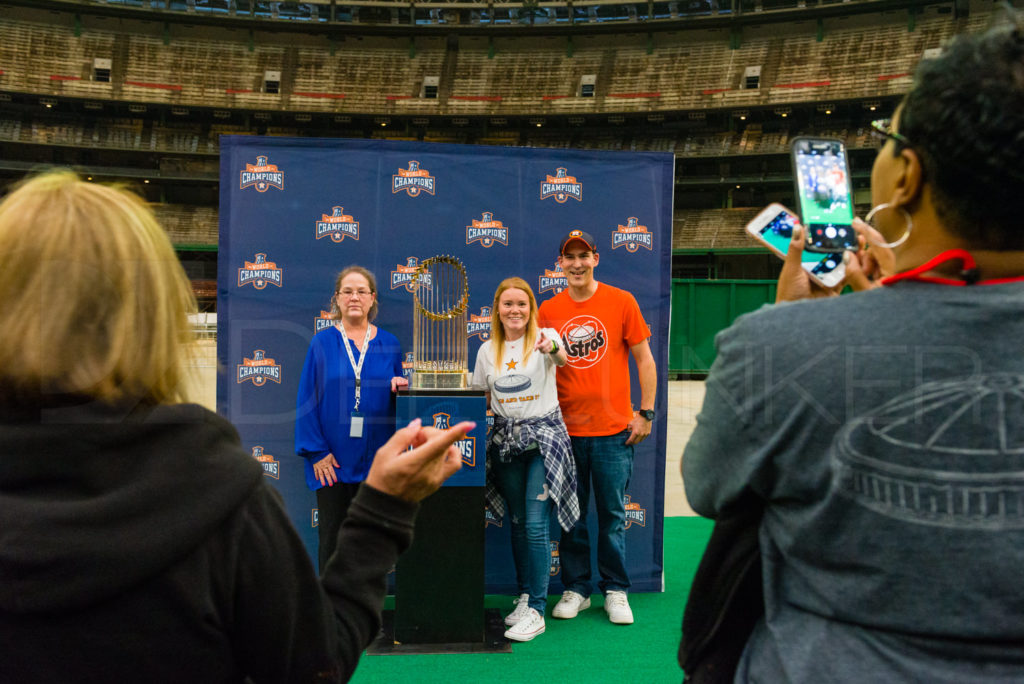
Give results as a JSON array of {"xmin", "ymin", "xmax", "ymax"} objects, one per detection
[{"xmin": 351, "ymin": 516, "xmax": 713, "ymax": 684}]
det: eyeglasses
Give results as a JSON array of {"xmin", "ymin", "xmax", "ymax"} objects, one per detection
[
  {"xmin": 870, "ymin": 118, "xmax": 911, "ymax": 147},
  {"xmin": 338, "ymin": 289, "xmax": 373, "ymax": 298}
]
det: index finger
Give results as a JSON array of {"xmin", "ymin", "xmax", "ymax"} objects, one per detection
[{"xmin": 408, "ymin": 421, "xmax": 476, "ymax": 459}]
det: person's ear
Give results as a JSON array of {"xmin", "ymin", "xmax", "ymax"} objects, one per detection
[{"xmin": 890, "ymin": 147, "xmax": 925, "ymax": 209}]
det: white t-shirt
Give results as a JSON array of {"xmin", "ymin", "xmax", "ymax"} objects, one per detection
[{"xmin": 472, "ymin": 328, "xmax": 561, "ymax": 419}]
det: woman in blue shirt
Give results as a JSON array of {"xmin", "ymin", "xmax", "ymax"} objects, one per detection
[{"xmin": 296, "ymin": 266, "xmax": 408, "ymax": 571}]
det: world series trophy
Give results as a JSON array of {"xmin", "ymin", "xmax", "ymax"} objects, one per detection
[
  {"xmin": 410, "ymin": 255, "xmax": 470, "ymax": 390},
  {"xmin": 384, "ymin": 254, "xmax": 495, "ymax": 651}
]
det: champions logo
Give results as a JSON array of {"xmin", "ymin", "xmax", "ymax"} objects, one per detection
[
  {"xmin": 466, "ymin": 212, "xmax": 509, "ymax": 248},
  {"xmin": 467, "ymin": 306, "xmax": 492, "ymax": 341},
  {"xmin": 433, "ymin": 412, "xmax": 476, "ymax": 467},
  {"xmin": 311, "ymin": 509, "xmax": 319, "ymax": 528},
  {"xmin": 314, "ymin": 310, "xmax": 334, "ymax": 333},
  {"xmin": 239, "ymin": 155, "xmax": 284, "ymax": 192},
  {"xmin": 549, "ymin": 541, "xmax": 561, "ymax": 576},
  {"xmin": 559, "ymin": 315, "xmax": 608, "ymax": 370},
  {"xmin": 392, "ymin": 160, "xmax": 436, "ymax": 197},
  {"xmin": 540, "ymin": 167, "xmax": 583, "ymax": 203},
  {"xmin": 612, "ymin": 216, "xmax": 654, "ymax": 253},
  {"xmin": 237, "ymin": 253, "xmax": 283, "ymax": 290},
  {"xmin": 237, "ymin": 349, "xmax": 282, "ymax": 386},
  {"xmin": 401, "ymin": 351, "xmax": 415, "ymax": 380},
  {"xmin": 538, "ymin": 262, "xmax": 568, "ymax": 296},
  {"xmin": 251, "ymin": 446, "xmax": 280, "ymax": 480},
  {"xmin": 316, "ymin": 206, "xmax": 360, "ymax": 243},
  {"xmin": 624, "ymin": 495, "xmax": 647, "ymax": 529},
  {"xmin": 391, "ymin": 256, "xmax": 432, "ymax": 293}
]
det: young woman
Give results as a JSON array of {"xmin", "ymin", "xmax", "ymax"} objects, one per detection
[
  {"xmin": 472, "ymin": 277, "xmax": 579, "ymax": 642},
  {"xmin": 295, "ymin": 266, "xmax": 409, "ymax": 571}
]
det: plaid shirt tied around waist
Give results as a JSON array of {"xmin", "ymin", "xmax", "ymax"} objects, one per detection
[{"xmin": 485, "ymin": 407, "xmax": 580, "ymax": 532}]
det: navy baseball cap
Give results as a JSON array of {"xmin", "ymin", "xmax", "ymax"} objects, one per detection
[{"xmin": 559, "ymin": 230, "xmax": 598, "ymax": 255}]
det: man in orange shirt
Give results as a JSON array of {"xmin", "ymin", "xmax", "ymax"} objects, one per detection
[{"xmin": 538, "ymin": 229, "xmax": 657, "ymax": 625}]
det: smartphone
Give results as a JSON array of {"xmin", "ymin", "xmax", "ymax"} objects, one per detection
[
  {"xmin": 791, "ymin": 136, "xmax": 858, "ymax": 253},
  {"xmin": 744, "ymin": 203, "xmax": 845, "ymax": 288}
]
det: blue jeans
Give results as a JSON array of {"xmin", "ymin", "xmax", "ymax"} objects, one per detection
[
  {"xmin": 491, "ymin": 446, "xmax": 553, "ymax": 615},
  {"xmin": 559, "ymin": 430, "xmax": 634, "ymax": 597}
]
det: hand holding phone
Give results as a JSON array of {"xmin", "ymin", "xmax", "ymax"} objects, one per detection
[
  {"xmin": 791, "ymin": 137, "xmax": 858, "ymax": 253},
  {"xmin": 744, "ymin": 203, "xmax": 845, "ymax": 289}
]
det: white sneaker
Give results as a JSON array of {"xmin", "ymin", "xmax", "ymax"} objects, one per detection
[
  {"xmin": 604, "ymin": 590, "xmax": 634, "ymax": 624},
  {"xmin": 551, "ymin": 590, "xmax": 591, "ymax": 619},
  {"xmin": 504, "ymin": 593, "xmax": 532, "ymax": 626},
  {"xmin": 504, "ymin": 608, "xmax": 545, "ymax": 642}
]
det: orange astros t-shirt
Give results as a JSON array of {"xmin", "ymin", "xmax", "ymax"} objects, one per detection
[{"xmin": 538, "ymin": 282, "xmax": 651, "ymax": 437}]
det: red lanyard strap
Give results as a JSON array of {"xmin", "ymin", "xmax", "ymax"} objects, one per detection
[{"xmin": 880, "ymin": 249, "xmax": 981, "ymax": 286}]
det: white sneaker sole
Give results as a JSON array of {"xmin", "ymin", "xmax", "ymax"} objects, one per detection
[
  {"xmin": 504, "ymin": 624, "xmax": 545, "ymax": 642},
  {"xmin": 551, "ymin": 597, "xmax": 591, "ymax": 619},
  {"xmin": 606, "ymin": 611, "xmax": 634, "ymax": 625}
]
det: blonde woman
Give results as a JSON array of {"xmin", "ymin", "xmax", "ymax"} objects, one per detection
[
  {"xmin": 0, "ymin": 171, "xmax": 471, "ymax": 683},
  {"xmin": 472, "ymin": 277, "xmax": 578, "ymax": 642}
]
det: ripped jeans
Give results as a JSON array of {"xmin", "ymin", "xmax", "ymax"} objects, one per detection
[{"xmin": 491, "ymin": 446, "xmax": 553, "ymax": 615}]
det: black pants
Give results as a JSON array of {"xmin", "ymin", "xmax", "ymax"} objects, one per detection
[{"xmin": 316, "ymin": 481, "xmax": 362, "ymax": 573}]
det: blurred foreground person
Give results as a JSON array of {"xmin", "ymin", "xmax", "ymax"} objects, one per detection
[
  {"xmin": 0, "ymin": 171, "xmax": 472, "ymax": 683},
  {"xmin": 684, "ymin": 13, "xmax": 1024, "ymax": 683}
]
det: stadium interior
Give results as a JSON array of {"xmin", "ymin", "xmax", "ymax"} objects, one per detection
[{"xmin": 0, "ymin": 0, "xmax": 995, "ymax": 359}]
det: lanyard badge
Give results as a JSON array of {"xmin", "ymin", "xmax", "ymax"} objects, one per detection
[{"xmin": 338, "ymin": 322, "xmax": 371, "ymax": 436}]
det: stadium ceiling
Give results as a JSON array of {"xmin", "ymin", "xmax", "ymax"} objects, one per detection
[{"xmin": 0, "ymin": 0, "xmax": 958, "ymax": 37}]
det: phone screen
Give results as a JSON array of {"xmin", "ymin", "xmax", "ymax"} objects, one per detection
[
  {"xmin": 793, "ymin": 139, "xmax": 857, "ymax": 252},
  {"xmin": 756, "ymin": 209, "xmax": 843, "ymax": 278}
]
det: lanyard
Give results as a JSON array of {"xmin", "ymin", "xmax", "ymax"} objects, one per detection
[
  {"xmin": 880, "ymin": 249, "xmax": 1024, "ymax": 287},
  {"xmin": 337, "ymin": 321, "xmax": 371, "ymax": 411}
]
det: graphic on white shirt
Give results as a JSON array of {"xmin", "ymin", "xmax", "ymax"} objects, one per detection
[{"xmin": 471, "ymin": 328, "xmax": 561, "ymax": 419}]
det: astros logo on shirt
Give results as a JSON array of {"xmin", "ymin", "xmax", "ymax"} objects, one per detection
[
  {"xmin": 316, "ymin": 206, "xmax": 360, "ymax": 243},
  {"xmin": 239, "ymin": 155, "xmax": 284, "ymax": 192},
  {"xmin": 559, "ymin": 315, "xmax": 608, "ymax": 369},
  {"xmin": 612, "ymin": 216, "xmax": 654, "ymax": 253},
  {"xmin": 393, "ymin": 160, "xmax": 436, "ymax": 197},
  {"xmin": 540, "ymin": 167, "xmax": 583, "ymax": 203}
]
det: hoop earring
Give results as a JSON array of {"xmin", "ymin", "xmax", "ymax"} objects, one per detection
[{"xmin": 865, "ymin": 203, "xmax": 913, "ymax": 249}]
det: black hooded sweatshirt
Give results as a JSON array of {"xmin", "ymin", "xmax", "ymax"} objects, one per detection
[{"xmin": 0, "ymin": 401, "xmax": 416, "ymax": 683}]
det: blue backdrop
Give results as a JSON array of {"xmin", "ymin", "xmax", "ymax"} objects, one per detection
[{"xmin": 217, "ymin": 136, "xmax": 673, "ymax": 593}]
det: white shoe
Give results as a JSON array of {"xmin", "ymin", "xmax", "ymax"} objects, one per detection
[
  {"xmin": 604, "ymin": 590, "xmax": 633, "ymax": 624},
  {"xmin": 551, "ymin": 590, "xmax": 591, "ymax": 619},
  {"xmin": 504, "ymin": 608, "xmax": 545, "ymax": 642},
  {"xmin": 504, "ymin": 593, "xmax": 532, "ymax": 626}
]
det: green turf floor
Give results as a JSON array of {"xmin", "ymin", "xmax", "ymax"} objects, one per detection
[{"xmin": 350, "ymin": 516, "xmax": 713, "ymax": 684}]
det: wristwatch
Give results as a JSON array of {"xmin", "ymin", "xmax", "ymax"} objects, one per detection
[{"xmin": 639, "ymin": 409, "xmax": 655, "ymax": 421}]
